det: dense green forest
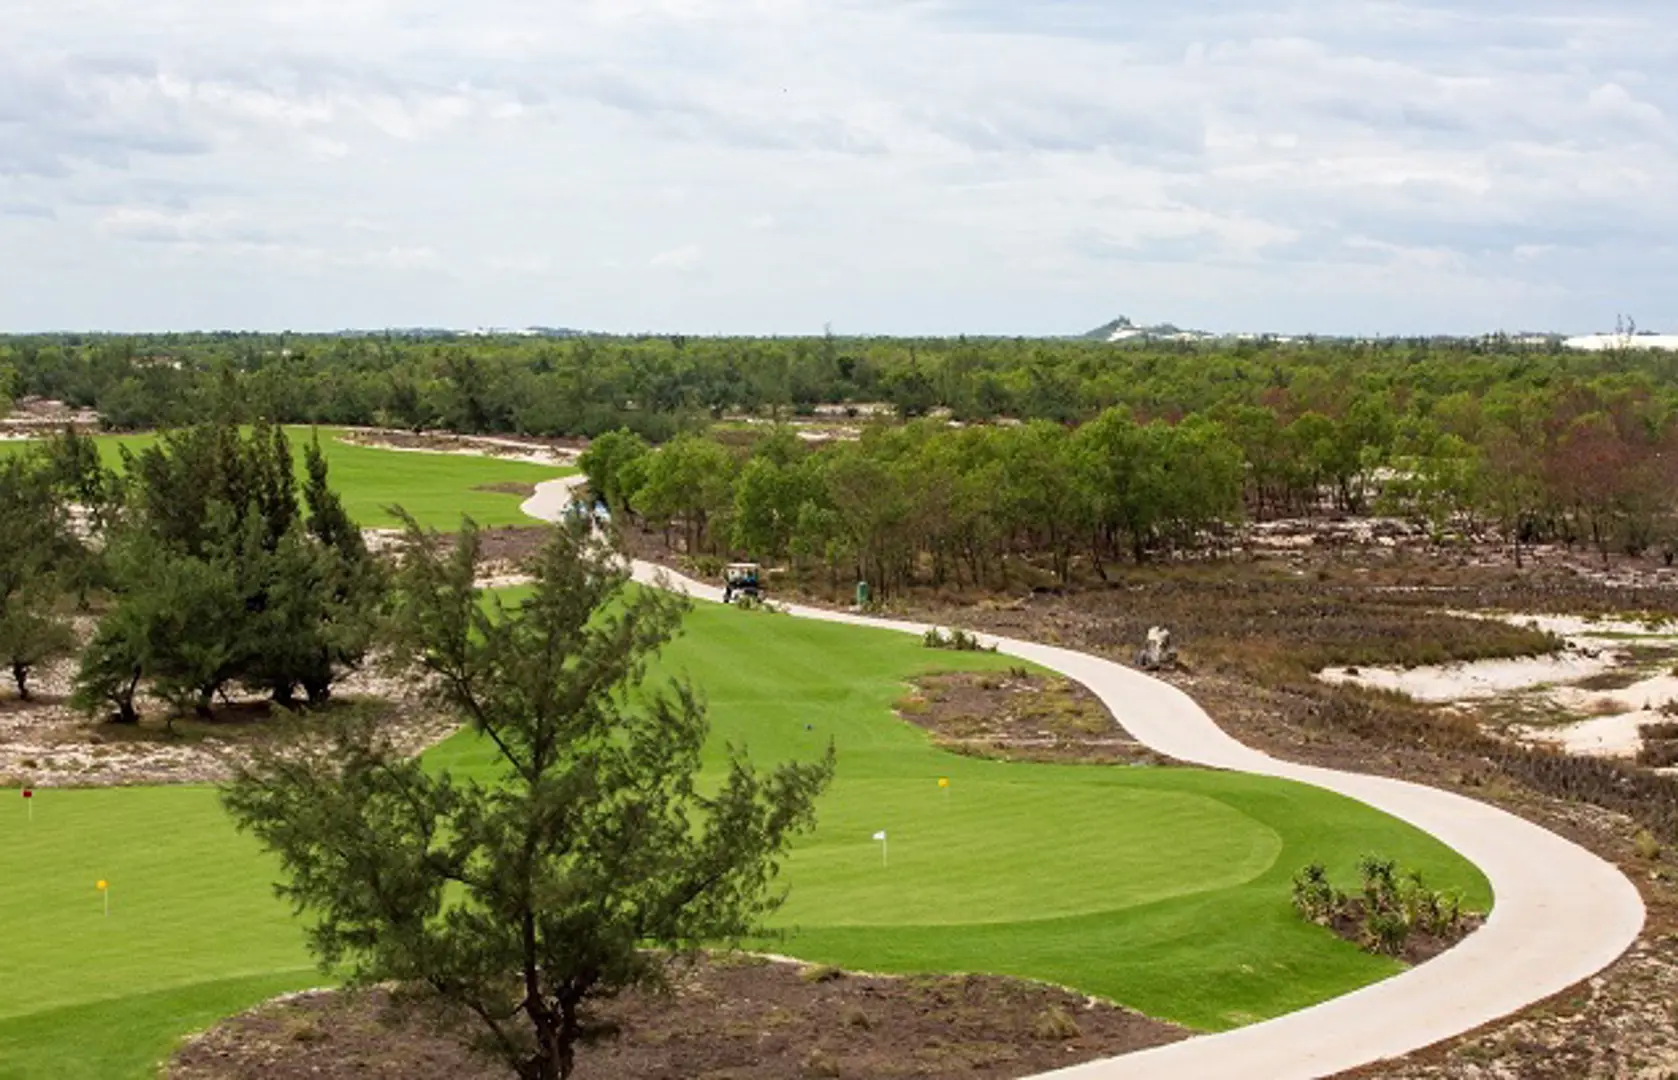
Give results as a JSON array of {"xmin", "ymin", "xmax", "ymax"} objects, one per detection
[
  {"xmin": 6, "ymin": 332, "xmax": 1678, "ymax": 593},
  {"xmin": 5, "ymin": 330, "xmax": 1678, "ymax": 440}
]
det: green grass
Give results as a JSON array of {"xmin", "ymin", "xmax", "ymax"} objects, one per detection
[
  {"xmin": 0, "ymin": 427, "xmax": 572, "ymax": 530},
  {"xmin": 0, "ymin": 566, "xmax": 1493, "ymax": 1076}
]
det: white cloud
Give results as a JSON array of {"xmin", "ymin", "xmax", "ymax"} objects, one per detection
[
  {"xmin": 648, "ymin": 244, "xmax": 703, "ymax": 269},
  {"xmin": 484, "ymin": 252, "xmax": 554, "ymax": 272},
  {"xmin": 1, "ymin": 1, "xmax": 1676, "ymax": 333}
]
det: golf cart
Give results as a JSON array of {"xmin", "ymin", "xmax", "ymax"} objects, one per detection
[{"xmin": 722, "ymin": 563, "xmax": 763, "ymax": 605}]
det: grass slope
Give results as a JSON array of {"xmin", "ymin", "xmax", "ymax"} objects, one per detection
[{"xmin": 0, "ymin": 428, "xmax": 572, "ymax": 530}]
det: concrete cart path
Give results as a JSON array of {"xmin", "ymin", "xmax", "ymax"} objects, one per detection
[{"xmin": 523, "ymin": 477, "xmax": 1645, "ymax": 1080}]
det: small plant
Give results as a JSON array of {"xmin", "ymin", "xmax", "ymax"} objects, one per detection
[
  {"xmin": 1029, "ymin": 1005, "xmax": 1083, "ymax": 1041},
  {"xmin": 1639, "ymin": 742, "xmax": 1678, "ymax": 769},
  {"xmin": 1296, "ymin": 854, "xmax": 1473, "ymax": 957},
  {"xmin": 1635, "ymin": 829, "xmax": 1664, "ymax": 861},
  {"xmin": 1362, "ymin": 908, "xmax": 1410, "ymax": 956},
  {"xmin": 802, "ymin": 1047, "xmax": 842, "ymax": 1078},
  {"xmin": 1358, "ymin": 855, "xmax": 1399, "ymax": 912},
  {"xmin": 798, "ymin": 963, "xmax": 844, "ymax": 984},
  {"xmin": 733, "ymin": 592, "xmax": 784, "ymax": 614},
  {"xmin": 1290, "ymin": 863, "xmax": 1342, "ymax": 924},
  {"xmin": 923, "ymin": 627, "xmax": 995, "ymax": 652}
]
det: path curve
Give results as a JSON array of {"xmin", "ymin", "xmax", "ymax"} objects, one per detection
[{"xmin": 524, "ymin": 478, "xmax": 1644, "ymax": 1080}]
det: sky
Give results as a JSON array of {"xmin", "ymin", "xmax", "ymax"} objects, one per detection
[{"xmin": 2, "ymin": 0, "xmax": 1675, "ymax": 337}]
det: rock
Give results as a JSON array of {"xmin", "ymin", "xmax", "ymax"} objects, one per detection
[{"xmin": 1134, "ymin": 626, "xmax": 1179, "ymax": 671}]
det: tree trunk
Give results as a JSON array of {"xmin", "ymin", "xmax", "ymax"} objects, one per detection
[
  {"xmin": 304, "ymin": 678, "xmax": 332, "ymax": 706},
  {"xmin": 108, "ymin": 670, "xmax": 142, "ymax": 724}
]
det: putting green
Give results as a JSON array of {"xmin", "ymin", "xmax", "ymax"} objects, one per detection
[{"xmin": 0, "ymin": 427, "xmax": 572, "ymax": 530}]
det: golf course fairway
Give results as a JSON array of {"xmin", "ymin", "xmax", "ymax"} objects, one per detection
[
  {"xmin": 0, "ymin": 428, "xmax": 571, "ymax": 530},
  {"xmin": 0, "ymin": 441, "xmax": 1491, "ymax": 1077},
  {"xmin": 1, "ymin": 597, "xmax": 1492, "ymax": 1078}
]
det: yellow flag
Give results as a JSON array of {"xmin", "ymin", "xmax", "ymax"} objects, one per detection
[
  {"xmin": 96, "ymin": 880, "xmax": 107, "ymax": 891},
  {"xmin": 938, "ymin": 777, "xmax": 949, "ymax": 789}
]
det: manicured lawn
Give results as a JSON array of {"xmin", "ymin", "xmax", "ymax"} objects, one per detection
[
  {"xmin": 0, "ymin": 428, "xmax": 572, "ymax": 530},
  {"xmin": 0, "ymin": 493, "xmax": 1492, "ymax": 1074}
]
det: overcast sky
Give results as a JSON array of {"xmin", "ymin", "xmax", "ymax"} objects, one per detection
[{"xmin": 3, "ymin": 1, "xmax": 1675, "ymax": 336}]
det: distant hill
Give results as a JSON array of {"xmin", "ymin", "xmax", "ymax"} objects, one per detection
[{"xmin": 1079, "ymin": 317, "xmax": 1215, "ymax": 344}]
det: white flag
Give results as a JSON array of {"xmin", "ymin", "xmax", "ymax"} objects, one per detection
[{"xmin": 872, "ymin": 830, "xmax": 887, "ymax": 841}]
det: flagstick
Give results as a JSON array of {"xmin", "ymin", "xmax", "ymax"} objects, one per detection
[
  {"xmin": 104, "ymin": 888, "xmax": 110, "ymax": 918},
  {"xmin": 882, "ymin": 835, "xmax": 888, "ymax": 868}
]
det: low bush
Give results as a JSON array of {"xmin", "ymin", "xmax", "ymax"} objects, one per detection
[
  {"xmin": 923, "ymin": 627, "xmax": 995, "ymax": 652},
  {"xmin": 1290, "ymin": 863, "xmax": 1343, "ymax": 924},
  {"xmin": 685, "ymin": 554, "xmax": 725, "ymax": 579},
  {"xmin": 798, "ymin": 964, "xmax": 844, "ymax": 984},
  {"xmin": 1029, "ymin": 1005, "xmax": 1083, "ymax": 1041},
  {"xmin": 1637, "ymin": 740, "xmax": 1678, "ymax": 769},
  {"xmin": 1293, "ymin": 855, "xmax": 1466, "ymax": 957}
]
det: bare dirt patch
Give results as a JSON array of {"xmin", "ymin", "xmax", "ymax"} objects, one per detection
[
  {"xmin": 0, "ymin": 657, "xmax": 457, "ymax": 789},
  {"xmin": 897, "ymin": 671, "xmax": 1172, "ymax": 766},
  {"xmin": 167, "ymin": 957, "xmax": 1190, "ymax": 1080}
]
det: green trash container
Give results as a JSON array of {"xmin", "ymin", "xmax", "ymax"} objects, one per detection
[{"xmin": 855, "ymin": 581, "xmax": 871, "ymax": 607}]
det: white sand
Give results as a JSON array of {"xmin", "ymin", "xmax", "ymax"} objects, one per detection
[
  {"xmin": 338, "ymin": 434, "xmax": 573, "ymax": 468},
  {"xmin": 1550, "ymin": 672, "xmax": 1678, "ymax": 715},
  {"xmin": 1320, "ymin": 610, "xmax": 1678, "ymax": 759},
  {"xmin": 1318, "ymin": 652, "xmax": 1618, "ymax": 702},
  {"xmin": 1520, "ymin": 711, "xmax": 1651, "ymax": 757},
  {"xmin": 1449, "ymin": 609, "xmax": 1677, "ymax": 643}
]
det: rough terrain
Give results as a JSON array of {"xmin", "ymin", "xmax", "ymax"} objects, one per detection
[{"xmin": 168, "ymin": 958, "xmax": 1189, "ymax": 1080}]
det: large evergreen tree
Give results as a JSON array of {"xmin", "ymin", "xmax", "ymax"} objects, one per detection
[{"xmin": 222, "ymin": 518, "xmax": 834, "ymax": 1080}]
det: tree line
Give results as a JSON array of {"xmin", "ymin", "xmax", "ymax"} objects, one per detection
[
  {"xmin": 582, "ymin": 371, "xmax": 1678, "ymax": 594},
  {"xmin": 7, "ymin": 330, "xmax": 1678, "ymax": 446}
]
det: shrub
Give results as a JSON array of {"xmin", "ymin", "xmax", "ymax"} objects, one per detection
[
  {"xmin": 1296, "ymin": 854, "xmax": 1469, "ymax": 956},
  {"xmin": 1290, "ymin": 863, "xmax": 1342, "ymax": 924},
  {"xmin": 1362, "ymin": 909, "xmax": 1410, "ymax": 956},
  {"xmin": 923, "ymin": 627, "xmax": 995, "ymax": 652},
  {"xmin": 1635, "ymin": 829, "xmax": 1664, "ymax": 861},
  {"xmin": 1638, "ymin": 741, "xmax": 1678, "ymax": 769},
  {"xmin": 1030, "ymin": 1005, "xmax": 1083, "ymax": 1041},
  {"xmin": 687, "ymin": 554, "xmax": 725, "ymax": 579},
  {"xmin": 799, "ymin": 964, "xmax": 844, "ymax": 984}
]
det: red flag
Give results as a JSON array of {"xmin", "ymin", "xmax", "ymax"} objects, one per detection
[{"xmin": 21, "ymin": 789, "xmax": 31, "ymax": 799}]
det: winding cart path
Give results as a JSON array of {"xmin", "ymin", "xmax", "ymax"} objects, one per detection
[{"xmin": 525, "ymin": 477, "xmax": 1645, "ymax": 1080}]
